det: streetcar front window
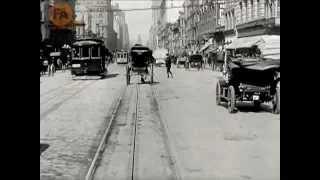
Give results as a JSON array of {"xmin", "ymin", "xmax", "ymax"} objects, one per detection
[
  {"xmin": 82, "ymin": 47, "xmax": 90, "ymax": 57},
  {"xmin": 91, "ymin": 47, "xmax": 99, "ymax": 57},
  {"xmin": 73, "ymin": 47, "xmax": 81, "ymax": 58}
]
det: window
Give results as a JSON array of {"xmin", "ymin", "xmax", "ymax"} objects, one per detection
[
  {"xmin": 91, "ymin": 47, "xmax": 100, "ymax": 57},
  {"xmin": 225, "ymin": 14, "xmax": 228, "ymax": 29},
  {"xmin": 245, "ymin": 1, "xmax": 248, "ymax": 22},
  {"xmin": 277, "ymin": 0, "xmax": 280, "ymax": 16},
  {"xmin": 73, "ymin": 47, "xmax": 81, "ymax": 58},
  {"xmin": 239, "ymin": 2, "xmax": 243, "ymax": 23},
  {"xmin": 82, "ymin": 47, "xmax": 90, "ymax": 57},
  {"xmin": 251, "ymin": 0, "xmax": 254, "ymax": 19},
  {"xmin": 265, "ymin": 0, "xmax": 269, "ymax": 17},
  {"xmin": 233, "ymin": 10, "xmax": 236, "ymax": 28},
  {"xmin": 257, "ymin": 0, "xmax": 260, "ymax": 18}
]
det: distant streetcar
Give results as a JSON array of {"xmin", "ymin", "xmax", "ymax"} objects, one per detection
[{"xmin": 116, "ymin": 50, "xmax": 129, "ymax": 64}]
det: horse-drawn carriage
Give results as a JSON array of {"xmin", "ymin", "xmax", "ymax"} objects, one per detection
[
  {"xmin": 71, "ymin": 39, "xmax": 108, "ymax": 78},
  {"xmin": 186, "ymin": 54, "xmax": 203, "ymax": 70},
  {"xmin": 216, "ymin": 35, "xmax": 280, "ymax": 114},
  {"xmin": 126, "ymin": 44, "xmax": 154, "ymax": 85}
]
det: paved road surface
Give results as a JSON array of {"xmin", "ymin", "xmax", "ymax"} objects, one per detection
[{"xmin": 40, "ymin": 64, "xmax": 280, "ymax": 180}]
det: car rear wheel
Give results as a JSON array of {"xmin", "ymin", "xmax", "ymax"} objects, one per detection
[
  {"xmin": 273, "ymin": 81, "xmax": 280, "ymax": 114},
  {"xmin": 216, "ymin": 82, "xmax": 221, "ymax": 105},
  {"xmin": 150, "ymin": 65, "xmax": 154, "ymax": 84},
  {"xmin": 228, "ymin": 86, "xmax": 236, "ymax": 113},
  {"xmin": 126, "ymin": 66, "xmax": 130, "ymax": 85},
  {"xmin": 253, "ymin": 101, "xmax": 261, "ymax": 112}
]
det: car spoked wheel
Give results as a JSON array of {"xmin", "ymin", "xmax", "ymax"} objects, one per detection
[
  {"xmin": 272, "ymin": 81, "xmax": 280, "ymax": 114},
  {"xmin": 253, "ymin": 101, "xmax": 261, "ymax": 112},
  {"xmin": 227, "ymin": 86, "xmax": 236, "ymax": 113},
  {"xmin": 216, "ymin": 82, "xmax": 221, "ymax": 105},
  {"xmin": 150, "ymin": 65, "xmax": 154, "ymax": 84},
  {"xmin": 126, "ymin": 67, "xmax": 130, "ymax": 85}
]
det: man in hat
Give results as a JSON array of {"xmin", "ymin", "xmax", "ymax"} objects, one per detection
[{"xmin": 165, "ymin": 53, "xmax": 173, "ymax": 78}]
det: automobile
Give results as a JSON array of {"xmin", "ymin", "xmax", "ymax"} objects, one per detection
[{"xmin": 216, "ymin": 35, "xmax": 280, "ymax": 114}]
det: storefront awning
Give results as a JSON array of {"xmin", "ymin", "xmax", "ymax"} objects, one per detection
[
  {"xmin": 200, "ymin": 43, "xmax": 210, "ymax": 52},
  {"xmin": 200, "ymin": 38, "xmax": 214, "ymax": 52},
  {"xmin": 226, "ymin": 35, "xmax": 280, "ymax": 60},
  {"xmin": 226, "ymin": 36, "xmax": 263, "ymax": 49},
  {"xmin": 256, "ymin": 35, "xmax": 280, "ymax": 60},
  {"xmin": 204, "ymin": 45, "xmax": 218, "ymax": 53}
]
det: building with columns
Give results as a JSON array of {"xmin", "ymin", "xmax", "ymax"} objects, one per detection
[
  {"xmin": 75, "ymin": 0, "xmax": 117, "ymax": 50},
  {"xmin": 224, "ymin": 0, "xmax": 280, "ymax": 46}
]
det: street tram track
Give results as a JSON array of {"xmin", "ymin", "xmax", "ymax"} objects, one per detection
[
  {"xmin": 129, "ymin": 84, "xmax": 139, "ymax": 180},
  {"xmin": 87, "ymin": 79, "xmax": 182, "ymax": 180},
  {"xmin": 85, "ymin": 85, "xmax": 127, "ymax": 180},
  {"xmin": 40, "ymin": 79, "xmax": 80, "ymax": 98},
  {"xmin": 40, "ymin": 80, "xmax": 83, "ymax": 106},
  {"xmin": 40, "ymin": 79, "xmax": 99, "ymax": 120}
]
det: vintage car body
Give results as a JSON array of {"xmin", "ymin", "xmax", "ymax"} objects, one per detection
[{"xmin": 216, "ymin": 35, "xmax": 280, "ymax": 113}]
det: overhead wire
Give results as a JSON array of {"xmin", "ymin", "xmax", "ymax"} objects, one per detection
[{"xmin": 109, "ymin": 3, "xmax": 226, "ymax": 12}]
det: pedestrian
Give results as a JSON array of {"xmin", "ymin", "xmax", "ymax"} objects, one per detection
[
  {"xmin": 48, "ymin": 56, "xmax": 55, "ymax": 76},
  {"xmin": 165, "ymin": 54, "xmax": 173, "ymax": 78}
]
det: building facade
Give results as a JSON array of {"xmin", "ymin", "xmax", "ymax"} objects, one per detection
[
  {"xmin": 151, "ymin": 0, "xmax": 280, "ymax": 55},
  {"xmin": 75, "ymin": 0, "xmax": 117, "ymax": 50},
  {"xmin": 148, "ymin": 0, "xmax": 167, "ymax": 50},
  {"xmin": 224, "ymin": 0, "xmax": 280, "ymax": 45},
  {"xmin": 113, "ymin": 3, "xmax": 129, "ymax": 50},
  {"xmin": 40, "ymin": 0, "xmax": 51, "ymax": 42},
  {"xmin": 123, "ymin": 23, "xmax": 130, "ymax": 50}
]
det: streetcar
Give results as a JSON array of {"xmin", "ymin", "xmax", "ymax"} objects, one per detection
[
  {"xmin": 71, "ymin": 39, "xmax": 108, "ymax": 78},
  {"xmin": 115, "ymin": 50, "xmax": 129, "ymax": 64}
]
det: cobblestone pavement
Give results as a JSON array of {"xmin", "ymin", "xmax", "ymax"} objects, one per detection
[
  {"xmin": 152, "ymin": 66, "xmax": 280, "ymax": 180},
  {"xmin": 40, "ymin": 64, "xmax": 279, "ymax": 180},
  {"xmin": 40, "ymin": 64, "xmax": 125, "ymax": 179}
]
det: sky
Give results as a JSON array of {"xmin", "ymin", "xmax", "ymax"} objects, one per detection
[{"xmin": 113, "ymin": 0, "xmax": 184, "ymax": 45}]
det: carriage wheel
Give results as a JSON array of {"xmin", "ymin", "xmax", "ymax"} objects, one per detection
[
  {"xmin": 126, "ymin": 66, "xmax": 130, "ymax": 85},
  {"xmin": 150, "ymin": 64, "xmax": 154, "ymax": 84},
  {"xmin": 216, "ymin": 82, "xmax": 221, "ymax": 105},
  {"xmin": 227, "ymin": 86, "xmax": 236, "ymax": 113},
  {"xmin": 253, "ymin": 101, "xmax": 261, "ymax": 112},
  {"xmin": 272, "ymin": 81, "xmax": 280, "ymax": 114}
]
